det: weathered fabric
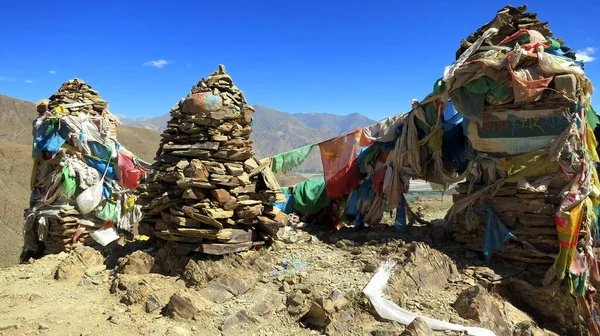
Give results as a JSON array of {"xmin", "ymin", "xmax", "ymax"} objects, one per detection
[
  {"xmin": 99, "ymin": 201, "xmax": 120, "ymax": 224},
  {"xmin": 554, "ymin": 202, "xmax": 584, "ymax": 280},
  {"xmin": 363, "ymin": 113, "xmax": 407, "ymax": 143},
  {"xmin": 32, "ymin": 119, "xmax": 70, "ymax": 158},
  {"xmin": 467, "ymin": 120, "xmax": 559, "ymax": 155},
  {"xmin": 61, "ymin": 166, "xmax": 77, "ymax": 198},
  {"xmin": 320, "ymin": 130, "xmax": 370, "ymax": 199},
  {"xmin": 270, "ymin": 144, "xmax": 315, "ymax": 174},
  {"xmin": 500, "ymin": 151, "xmax": 560, "ymax": 183},
  {"xmin": 117, "ymin": 151, "xmax": 142, "ymax": 190},
  {"xmin": 476, "ymin": 205, "xmax": 515, "ymax": 265},
  {"xmin": 292, "ymin": 177, "xmax": 330, "ymax": 215},
  {"xmin": 84, "ymin": 155, "xmax": 117, "ymax": 180}
]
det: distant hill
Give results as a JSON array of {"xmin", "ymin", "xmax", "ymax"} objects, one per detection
[
  {"xmin": 115, "ymin": 114, "xmax": 171, "ymax": 134},
  {"xmin": 120, "ymin": 104, "xmax": 377, "ymax": 172},
  {"xmin": 291, "ymin": 112, "xmax": 377, "ymax": 137},
  {"xmin": 0, "ymin": 94, "xmax": 161, "ymax": 268}
]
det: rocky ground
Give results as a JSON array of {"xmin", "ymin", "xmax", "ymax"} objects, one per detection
[{"xmin": 0, "ymin": 197, "xmax": 569, "ymax": 336}]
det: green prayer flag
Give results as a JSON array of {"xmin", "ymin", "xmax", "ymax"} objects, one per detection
[
  {"xmin": 587, "ymin": 103, "xmax": 599, "ymax": 130},
  {"xmin": 98, "ymin": 201, "xmax": 119, "ymax": 223},
  {"xmin": 270, "ymin": 144, "xmax": 315, "ymax": 174},
  {"xmin": 292, "ymin": 177, "xmax": 330, "ymax": 215},
  {"xmin": 61, "ymin": 166, "xmax": 77, "ymax": 198}
]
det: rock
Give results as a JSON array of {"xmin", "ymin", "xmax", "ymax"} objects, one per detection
[
  {"xmin": 217, "ymin": 274, "xmax": 253, "ymax": 295},
  {"xmin": 182, "ymin": 188, "xmax": 206, "ymax": 200},
  {"xmin": 400, "ymin": 318, "xmax": 433, "ymax": 336},
  {"xmin": 146, "ymin": 292, "xmax": 165, "ymax": 313},
  {"xmin": 513, "ymin": 322, "xmax": 555, "ymax": 336},
  {"xmin": 85, "ymin": 265, "xmax": 106, "ymax": 277},
  {"xmin": 211, "ymin": 189, "xmax": 232, "ymax": 206},
  {"xmin": 390, "ymin": 242, "xmax": 461, "ymax": 297},
  {"xmin": 198, "ymin": 281, "xmax": 234, "ymax": 303},
  {"xmin": 288, "ymin": 290, "xmax": 306, "ymax": 307},
  {"xmin": 301, "ymin": 301, "xmax": 331, "ymax": 329},
  {"xmin": 85, "ymin": 264, "xmax": 106, "ymax": 277},
  {"xmin": 117, "ymin": 251, "xmax": 155, "ymax": 275},
  {"xmin": 166, "ymin": 289, "xmax": 212, "ymax": 320},
  {"xmin": 224, "ymin": 163, "xmax": 244, "ymax": 176},
  {"xmin": 167, "ymin": 326, "xmax": 192, "ymax": 336},
  {"xmin": 221, "ymin": 310, "xmax": 259, "ymax": 333},
  {"xmin": 362, "ymin": 261, "xmax": 378, "ymax": 273},
  {"xmin": 429, "ymin": 219, "xmax": 448, "ymax": 242},
  {"xmin": 252, "ymin": 300, "xmax": 275, "ymax": 316},
  {"xmin": 55, "ymin": 246, "xmax": 104, "ymax": 281},
  {"xmin": 204, "ymin": 208, "xmax": 234, "ymax": 219},
  {"xmin": 78, "ymin": 278, "xmax": 95, "ymax": 286},
  {"xmin": 110, "ymin": 274, "xmax": 154, "ymax": 305},
  {"xmin": 500, "ymin": 278, "xmax": 581, "ymax": 331},
  {"xmin": 503, "ymin": 301, "xmax": 535, "ymax": 326},
  {"xmin": 325, "ymin": 310, "xmax": 353, "ymax": 335},
  {"xmin": 183, "ymin": 159, "xmax": 209, "ymax": 179},
  {"xmin": 0, "ymin": 324, "xmax": 20, "ymax": 332},
  {"xmin": 330, "ymin": 289, "xmax": 349, "ymax": 311},
  {"xmin": 182, "ymin": 93, "xmax": 223, "ymax": 114},
  {"xmin": 370, "ymin": 329, "xmax": 399, "ymax": 336},
  {"xmin": 453, "ymin": 285, "xmax": 511, "ymax": 335},
  {"xmin": 235, "ymin": 204, "xmax": 264, "ymax": 219},
  {"xmin": 287, "ymin": 290, "xmax": 308, "ymax": 316}
]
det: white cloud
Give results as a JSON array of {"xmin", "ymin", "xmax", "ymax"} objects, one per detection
[
  {"xmin": 143, "ymin": 60, "xmax": 170, "ymax": 68},
  {"xmin": 575, "ymin": 47, "xmax": 597, "ymax": 63},
  {"xmin": 49, "ymin": 70, "xmax": 57, "ymax": 74},
  {"xmin": 25, "ymin": 80, "xmax": 33, "ymax": 84},
  {"xmin": 0, "ymin": 76, "xmax": 17, "ymax": 82}
]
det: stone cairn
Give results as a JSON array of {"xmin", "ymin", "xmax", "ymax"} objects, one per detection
[
  {"xmin": 24, "ymin": 79, "xmax": 148, "ymax": 259},
  {"xmin": 454, "ymin": 4, "xmax": 576, "ymax": 60},
  {"xmin": 452, "ymin": 178, "xmax": 567, "ymax": 264},
  {"xmin": 449, "ymin": 5, "xmax": 582, "ymax": 264},
  {"xmin": 39, "ymin": 79, "xmax": 121, "ymax": 134},
  {"xmin": 138, "ymin": 65, "xmax": 287, "ymax": 256},
  {"xmin": 449, "ymin": 6, "xmax": 586, "ymax": 264},
  {"xmin": 445, "ymin": 6, "xmax": 599, "ymax": 332}
]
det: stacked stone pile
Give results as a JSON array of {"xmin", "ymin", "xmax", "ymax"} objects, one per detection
[
  {"xmin": 455, "ymin": 4, "xmax": 576, "ymax": 60},
  {"xmin": 139, "ymin": 65, "xmax": 287, "ymax": 256},
  {"xmin": 37, "ymin": 78, "xmax": 121, "ymax": 133},
  {"xmin": 23, "ymin": 79, "xmax": 147, "ymax": 259},
  {"xmin": 451, "ymin": 178, "xmax": 569, "ymax": 264}
]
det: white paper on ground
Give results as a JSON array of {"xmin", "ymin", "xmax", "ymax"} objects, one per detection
[
  {"xmin": 89, "ymin": 226, "xmax": 119, "ymax": 246},
  {"xmin": 362, "ymin": 259, "xmax": 496, "ymax": 336}
]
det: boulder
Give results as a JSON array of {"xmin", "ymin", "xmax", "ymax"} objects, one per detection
[
  {"xmin": 453, "ymin": 285, "xmax": 511, "ymax": 335},
  {"xmin": 166, "ymin": 289, "xmax": 213, "ymax": 320},
  {"xmin": 54, "ymin": 246, "xmax": 104, "ymax": 281},
  {"xmin": 117, "ymin": 251, "xmax": 155, "ymax": 275},
  {"xmin": 390, "ymin": 242, "xmax": 461, "ymax": 298},
  {"xmin": 400, "ymin": 318, "xmax": 433, "ymax": 336},
  {"xmin": 221, "ymin": 310, "xmax": 259, "ymax": 334}
]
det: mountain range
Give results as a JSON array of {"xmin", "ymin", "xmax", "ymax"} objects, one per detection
[
  {"xmin": 0, "ymin": 94, "xmax": 375, "ymax": 267},
  {"xmin": 118, "ymin": 104, "xmax": 376, "ymax": 172}
]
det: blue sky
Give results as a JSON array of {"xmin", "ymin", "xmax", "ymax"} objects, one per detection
[{"xmin": 1, "ymin": 0, "xmax": 598, "ymax": 120}]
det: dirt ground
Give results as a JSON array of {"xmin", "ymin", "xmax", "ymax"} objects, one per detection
[{"xmin": 0, "ymin": 197, "xmax": 568, "ymax": 336}]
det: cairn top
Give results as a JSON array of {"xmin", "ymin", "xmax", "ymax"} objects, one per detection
[
  {"xmin": 455, "ymin": 5, "xmax": 576, "ymax": 61},
  {"xmin": 37, "ymin": 78, "xmax": 117, "ymax": 124}
]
